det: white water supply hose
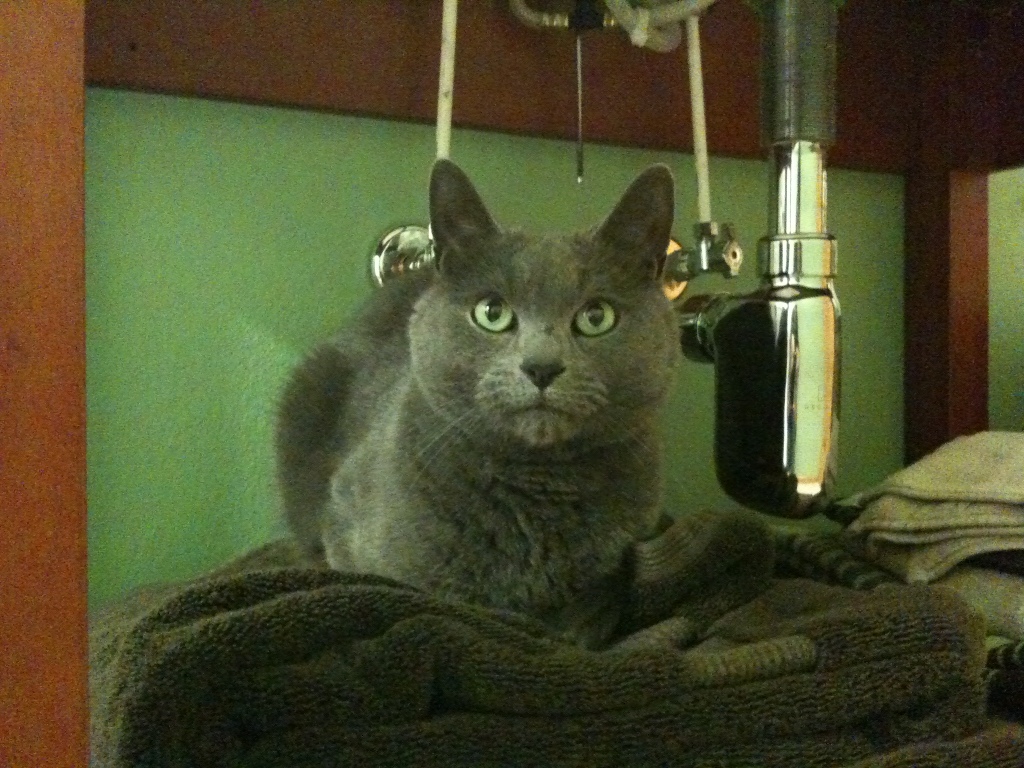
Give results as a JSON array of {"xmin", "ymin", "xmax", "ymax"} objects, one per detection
[
  {"xmin": 436, "ymin": 0, "xmax": 458, "ymax": 159},
  {"xmin": 686, "ymin": 14, "xmax": 712, "ymax": 222},
  {"xmin": 603, "ymin": 0, "xmax": 717, "ymax": 222}
]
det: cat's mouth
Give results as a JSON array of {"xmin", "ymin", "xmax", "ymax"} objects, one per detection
[
  {"xmin": 477, "ymin": 382, "xmax": 601, "ymax": 448},
  {"xmin": 510, "ymin": 404, "xmax": 578, "ymax": 447}
]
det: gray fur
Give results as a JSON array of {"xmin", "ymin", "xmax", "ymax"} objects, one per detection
[{"xmin": 276, "ymin": 160, "xmax": 680, "ymax": 647}]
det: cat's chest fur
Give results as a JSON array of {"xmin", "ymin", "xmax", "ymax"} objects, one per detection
[{"xmin": 328, "ymin": 393, "xmax": 660, "ymax": 616}]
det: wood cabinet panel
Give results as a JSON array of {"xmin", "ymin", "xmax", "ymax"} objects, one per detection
[
  {"xmin": 0, "ymin": 3, "xmax": 89, "ymax": 766},
  {"xmin": 84, "ymin": 0, "xmax": 917, "ymax": 172}
]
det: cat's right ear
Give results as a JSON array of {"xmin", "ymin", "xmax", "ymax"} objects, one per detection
[
  {"xmin": 596, "ymin": 164, "xmax": 675, "ymax": 280},
  {"xmin": 429, "ymin": 159, "xmax": 499, "ymax": 276}
]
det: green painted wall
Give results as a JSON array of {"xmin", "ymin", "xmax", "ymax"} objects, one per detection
[
  {"xmin": 86, "ymin": 89, "xmax": 905, "ymax": 607},
  {"xmin": 989, "ymin": 167, "xmax": 1024, "ymax": 431}
]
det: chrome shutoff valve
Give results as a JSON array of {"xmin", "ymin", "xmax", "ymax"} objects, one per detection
[{"xmin": 663, "ymin": 221, "xmax": 743, "ymax": 301}]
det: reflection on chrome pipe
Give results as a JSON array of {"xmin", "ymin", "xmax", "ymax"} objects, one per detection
[
  {"xmin": 710, "ymin": 151, "xmax": 839, "ymax": 519},
  {"xmin": 709, "ymin": 284, "xmax": 839, "ymax": 517},
  {"xmin": 734, "ymin": 141, "xmax": 838, "ymax": 516},
  {"xmin": 770, "ymin": 141, "xmax": 827, "ymax": 239},
  {"xmin": 679, "ymin": 0, "xmax": 840, "ymax": 518}
]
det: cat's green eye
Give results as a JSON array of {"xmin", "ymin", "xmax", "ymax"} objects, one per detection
[
  {"xmin": 573, "ymin": 299, "xmax": 617, "ymax": 337},
  {"xmin": 472, "ymin": 296, "xmax": 516, "ymax": 333}
]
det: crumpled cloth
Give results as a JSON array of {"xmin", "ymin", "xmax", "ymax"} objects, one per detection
[{"xmin": 90, "ymin": 511, "xmax": 1024, "ymax": 767}]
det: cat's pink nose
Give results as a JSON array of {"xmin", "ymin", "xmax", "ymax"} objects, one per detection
[{"xmin": 521, "ymin": 362, "xmax": 565, "ymax": 390}]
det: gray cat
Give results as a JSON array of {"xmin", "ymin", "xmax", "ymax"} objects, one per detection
[{"xmin": 275, "ymin": 160, "xmax": 681, "ymax": 647}]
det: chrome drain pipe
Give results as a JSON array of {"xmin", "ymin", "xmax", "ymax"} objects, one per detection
[{"xmin": 680, "ymin": 0, "xmax": 840, "ymax": 517}]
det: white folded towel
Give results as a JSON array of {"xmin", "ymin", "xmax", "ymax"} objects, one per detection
[
  {"xmin": 847, "ymin": 431, "xmax": 1024, "ymax": 510},
  {"xmin": 843, "ymin": 431, "xmax": 1024, "ymax": 583}
]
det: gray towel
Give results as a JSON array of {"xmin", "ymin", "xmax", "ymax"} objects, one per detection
[
  {"xmin": 90, "ymin": 512, "xmax": 1024, "ymax": 767},
  {"xmin": 775, "ymin": 527, "xmax": 1024, "ymax": 722}
]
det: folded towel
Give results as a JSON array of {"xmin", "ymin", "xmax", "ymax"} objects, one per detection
[
  {"xmin": 846, "ymin": 431, "xmax": 1024, "ymax": 508},
  {"xmin": 937, "ymin": 567, "xmax": 1024, "ymax": 640},
  {"xmin": 845, "ymin": 533, "xmax": 1024, "ymax": 584},
  {"xmin": 90, "ymin": 512, "xmax": 1024, "ymax": 768},
  {"xmin": 988, "ymin": 636, "xmax": 1024, "ymax": 672},
  {"xmin": 840, "ymin": 432, "xmax": 1024, "ymax": 582},
  {"xmin": 845, "ymin": 724, "xmax": 1024, "ymax": 768}
]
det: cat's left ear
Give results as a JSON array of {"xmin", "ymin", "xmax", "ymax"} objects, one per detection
[
  {"xmin": 429, "ymin": 159, "xmax": 499, "ymax": 276},
  {"xmin": 596, "ymin": 165, "xmax": 674, "ymax": 279}
]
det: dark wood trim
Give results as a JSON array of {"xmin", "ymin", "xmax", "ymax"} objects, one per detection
[
  {"xmin": 902, "ymin": 0, "xmax": 1017, "ymax": 463},
  {"xmin": 0, "ymin": 2, "xmax": 89, "ymax": 765},
  {"xmin": 84, "ymin": 0, "xmax": 916, "ymax": 173},
  {"xmin": 947, "ymin": 171, "xmax": 989, "ymax": 439},
  {"xmin": 903, "ymin": 2, "xmax": 953, "ymax": 462},
  {"xmin": 946, "ymin": 1, "xmax": 1024, "ymax": 172}
]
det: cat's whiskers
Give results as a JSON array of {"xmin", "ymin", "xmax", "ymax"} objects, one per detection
[
  {"xmin": 594, "ymin": 410, "xmax": 658, "ymax": 465},
  {"xmin": 410, "ymin": 408, "xmax": 486, "ymax": 485},
  {"xmin": 412, "ymin": 408, "xmax": 478, "ymax": 466}
]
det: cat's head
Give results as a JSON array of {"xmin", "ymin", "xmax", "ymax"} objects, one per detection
[{"xmin": 408, "ymin": 159, "xmax": 680, "ymax": 452}]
